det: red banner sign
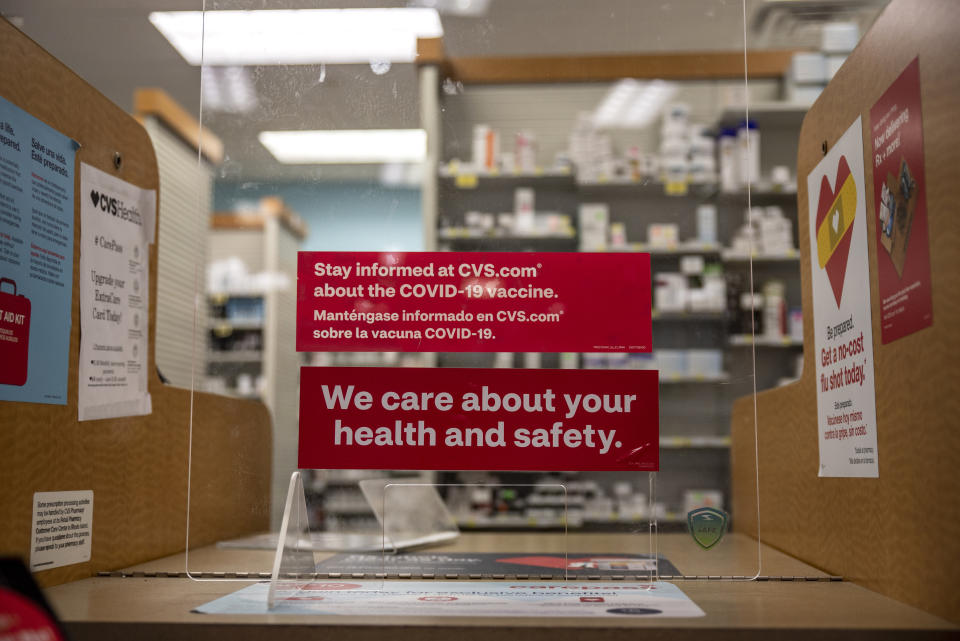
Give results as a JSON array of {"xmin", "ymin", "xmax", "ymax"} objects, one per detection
[
  {"xmin": 296, "ymin": 252, "xmax": 652, "ymax": 353},
  {"xmin": 298, "ymin": 367, "xmax": 659, "ymax": 472}
]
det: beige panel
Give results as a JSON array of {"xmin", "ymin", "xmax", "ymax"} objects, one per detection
[
  {"xmin": 265, "ymin": 218, "xmax": 303, "ymax": 528},
  {"xmin": 730, "ymin": 0, "xmax": 960, "ymax": 624},
  {"xmin": 143, "ymin": 116, "xmax": 212, "ymax": 390},
  {"xmin": 0, "ymin": 19, "xmax": 271, "ymax": 588},
  {"xmin": 206, "ymin": 204, "xmax": 302, "ymax": 528}
]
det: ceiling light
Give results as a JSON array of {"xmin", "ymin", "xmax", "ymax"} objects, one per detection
[
  {"xmin": 149, "ymin": 9, "xmax": 443, "ymax": 66},
  {"xmin": 201, "ymin": 66, "xmax": 258, "ymax": 113},
  {"xmin": 370, "ymin": 61, "xmax": 392, "ymax": 76},
  {"xmin": 259, "ymin": 130, "xmax": 427, "ymax": 164},
  {"xmin": 409, "ymin": 0, "xmax": 491, "ymax": 17}
]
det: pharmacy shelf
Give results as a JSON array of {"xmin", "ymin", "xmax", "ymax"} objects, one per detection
[
  {"xmin": 583, "ymin": 513, "xmax": 686, "ymax": 525},
  {"xmin": 441, "ymin": 166, "xmax": 713, "ymax": 196},
  {"xmin": 429, "ymin": 85, "xmax": 807, "ymax": 535},
  {"xmin": 206, "ymin": 350, "xmax": 264, "ymax": 363},
  {"xmin": 577, "ymin": 178, "xmax": 718, "ymax": 199},
  {"xmin": 577, "ymin": 176, "xmax": 673, "ymax": 189},
  {"xmin": 439, "ymin": 166, "xmax": 575, "ymax": 190},
  {"xmin": 527, "ymin": 496, "xmax": 587, "ymax": 508},
  {"xmin": 582, "ymin": 514, "xmax": 648, "ymax": 525},
  {"xmin": 660, "ymin": 373, "xmax": 731, "ymax": 384},
  {"xmin": 439, "ymin": 227, "xmax": 575, "ymax": 240},
  {"xmin": 207, "ymin": 289, "xmax": 268, "ymax": 300},
  {"xmin": 456, "ymin": 514, "xmax": 582, "ymax": 529},
  {"xmin": 309, "ymin": 471, "xmax": 435, "ymax": 492},
  {"xmin": 578, "ymin": 370, "xmax": 730, "ymax": 383},
  {"xmin": 438, "ymin": 236, "xmax": 579, "ymax": 252},
  {"xmin": 721, "ymin": 249, "xmax": 800, "ymax": 262},
  {"xmin": 716, "ymin": 102, "xmax": 809, "ymax": 129},
  {"xmin": 729, "ymin": 335, "xmax": 803, "ymax": 347},
  {"xmin": 321, "ymin": 471, "xmax": 384, "ymax": 483},
  {"xmin": 440, "ymin": 165, "xmax": 573, "ymax": 179},
  {"xmin": 652, "ymin": 310, "xmax": 727, "ymax": 321},
  {"xmin": 715, "ymin": 185, "xmax": 798, "ymax": 201},
  {"xmin": 661, "ymin": 436, "xmax": 731, "ymax": 449},
  {"xmin": 441, "ymin": 164, "xmax": 795, "ymax": 201},
  {"xmin": 441, "ymin": 164, "xmax": 797, "ymax": 203},
  {"xmin": 604, "ymin": 242, "xmax": 722, "ymax": 256},
  {"xmin": 210, "ymin": 319, "xmax": 264, "ymax": 331}
]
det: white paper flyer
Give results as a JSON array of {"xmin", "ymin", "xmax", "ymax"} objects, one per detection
[
  {"xmin": 806, "ymin": 117, "xmax": 879, "ymax": 477},
  {"xmin": 78, "ymin": 163, "xmax": 155, "ymax": 421},
  {"xmin": 30, "ymin": 490, "xmax": 93, "ymax": 571}
]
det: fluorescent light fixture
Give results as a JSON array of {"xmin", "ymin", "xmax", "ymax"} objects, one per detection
[
  {"xmin": 259, "ymin": 129, "xmax": 427, "ymax": 164},
  {"xmin": 201, "ymin": 66, "xmax": 258, "ymax": 113},
  {"xmin": 149, "ymin": 8, "xmax": 443, "ymax": 66},
  {"xmin": 408, "ymin": 0, "xmax": 491, "ymax": 17},
  {"xmin": 593, "ymin": 79, "xmax": 678, "ymax": 129}
]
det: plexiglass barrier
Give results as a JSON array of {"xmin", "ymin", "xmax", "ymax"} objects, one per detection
[{"xmin": 180, "ymin": 0, "xmax": 792, "ymax": 595}]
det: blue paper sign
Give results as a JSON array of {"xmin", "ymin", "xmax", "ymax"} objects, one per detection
[{"xmin": 0, "ymin": 97, "xmax": 77, "ymax": 405}]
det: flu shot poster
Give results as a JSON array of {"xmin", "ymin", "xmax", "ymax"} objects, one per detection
[{"xmin": 806, "ymin": 117, "xmax": 879, "ymax": 478}]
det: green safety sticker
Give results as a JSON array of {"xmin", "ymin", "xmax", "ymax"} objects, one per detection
[{"xmin": 686, "ymin": 507, "xmax": 728, "ymax": 550}]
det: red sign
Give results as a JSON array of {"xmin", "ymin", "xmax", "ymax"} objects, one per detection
[
  {"xmin": 870, "ymin": 57, "xmax": 933, "ymax": 343},
  {"xmin": 298, "ymin": 367, "xmax": 659, "ymax": 472},
  {"xmin": 0, "ymin": 277, "xmax": 31, "ymax": 386},
  {"xmin": 296, "ymin": 252, "xmax": 652, "ymax": 353}
]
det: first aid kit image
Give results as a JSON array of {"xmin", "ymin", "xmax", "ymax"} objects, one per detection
[{"xmin": 0, "ymin": 278, "xmax": 31, "ymax": 387}]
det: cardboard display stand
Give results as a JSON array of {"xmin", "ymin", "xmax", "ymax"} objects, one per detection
[
  {"xmin": 730, "ymin": 0, "xmax": 960, "ymax": 624},
  {"xmin": 0, "ymin": 18, "xmax": 272, "ymax": 587}
]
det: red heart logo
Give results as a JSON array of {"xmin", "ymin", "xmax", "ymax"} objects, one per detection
[{"xmin": 815, "ymin": 156, "xmax": 856, "ymax": 307}]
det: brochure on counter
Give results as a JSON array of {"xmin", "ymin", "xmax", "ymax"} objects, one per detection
[
  {"xmin": 315, "ymin": 552, "xmax": 681, "ymax": 578},
  {"xmin": 195, "ymin": 580, "xmax": 705, "ymax": 618}
]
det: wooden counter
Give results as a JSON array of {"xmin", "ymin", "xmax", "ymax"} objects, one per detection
[
  {"xmin": 44, "ymin": 534, "xmax": 956, "ymax": 640},
  {"xmin": 118, "ymin": 533, "xmax": 826, "ymax": 579}
]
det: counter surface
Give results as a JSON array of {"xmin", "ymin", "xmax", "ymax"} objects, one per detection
[
  {"xmin": 118, "ymin": 532, "xmax": 824, "ymax": 578},
  {"xmin": 44, "ymin": 533, "xmax": 956, "ymax": 640}
]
